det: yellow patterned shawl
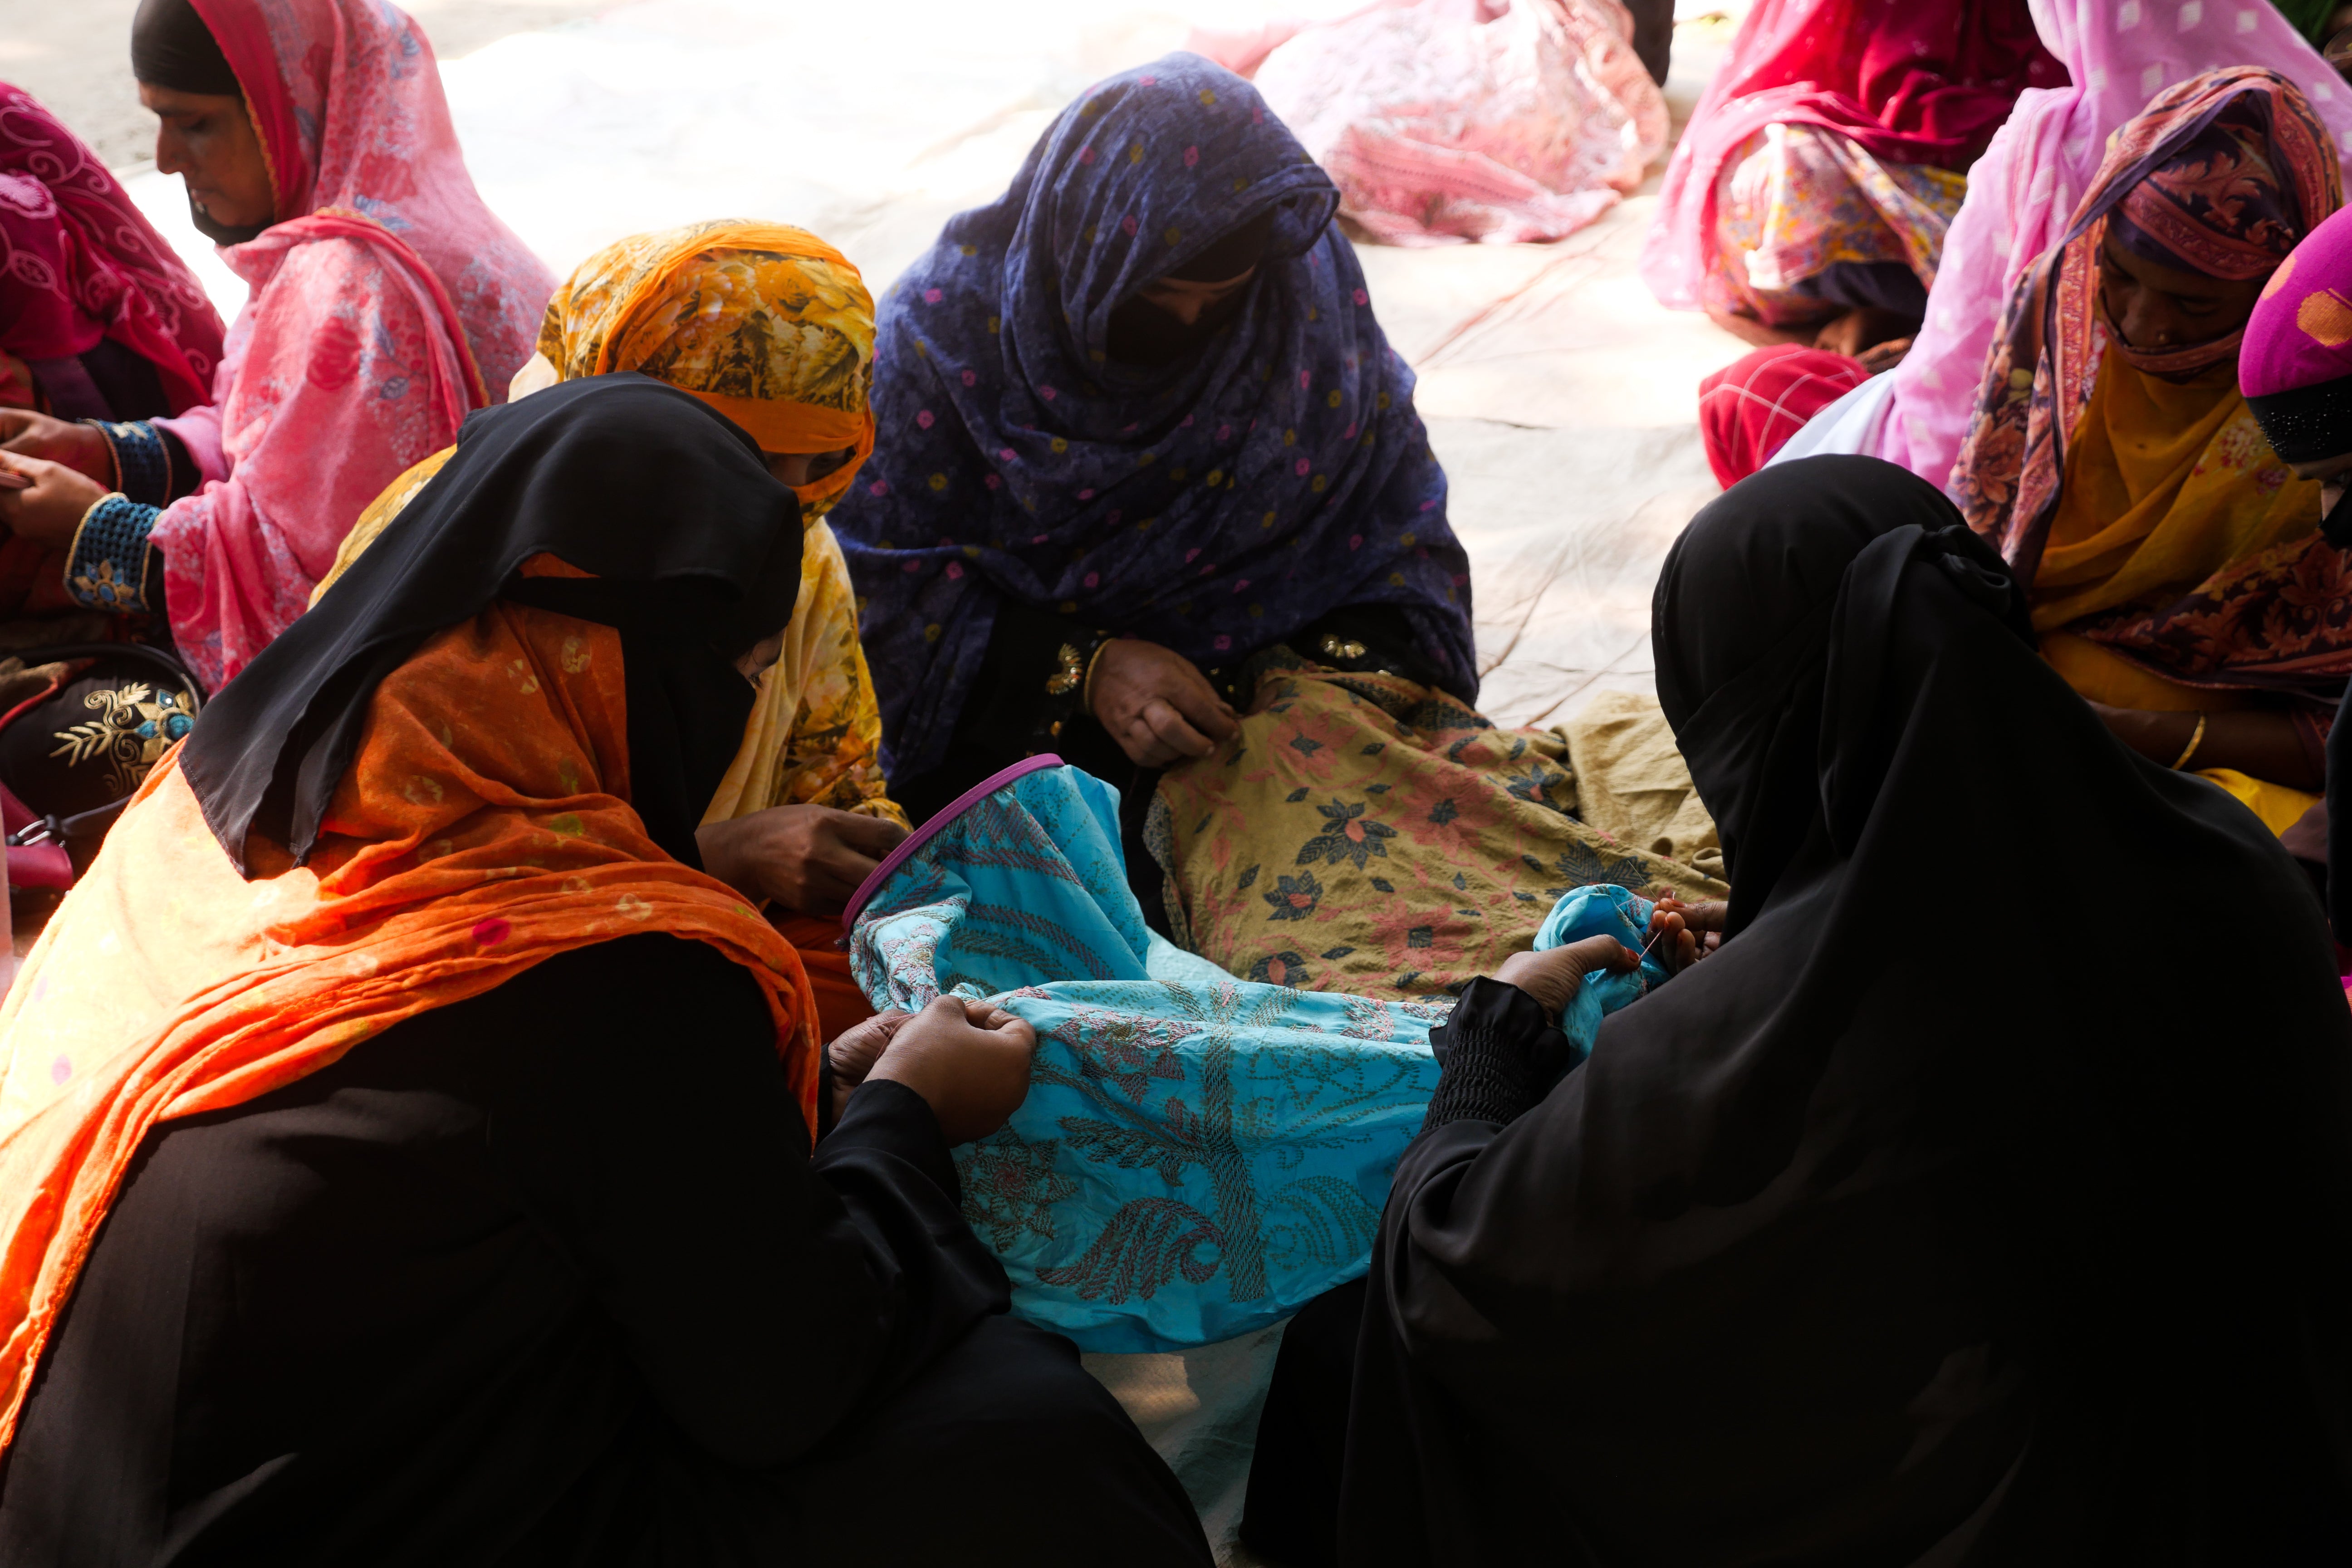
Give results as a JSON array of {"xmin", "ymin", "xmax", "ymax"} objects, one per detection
[{"xmin": 539, "ymin": 220, "xmax": 877, "ymax": 523}]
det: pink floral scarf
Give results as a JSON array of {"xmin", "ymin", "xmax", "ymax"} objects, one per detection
[{"xmin": 153, "ymin": 0, "xmax": 553, "ymax": 689}]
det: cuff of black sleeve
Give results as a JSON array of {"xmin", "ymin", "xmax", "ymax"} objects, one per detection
[
  {"xmin": 1422, "ymin": 976, "xmax": 1575, "ymax": 1131},
  {"xmin": 63, "ymin": 495, "xmax": 163, "ymax": 615},
  {"xmin": 970, "ymin": 606, "xmax": 1107, "ymax": 753},
  {"xmin": 83, "ymin": 419, "xmax": 184, "ymax": 507},
  {"xmin": 823, "ymin": 1078, "xmax": 961, "ymax": 1204}
]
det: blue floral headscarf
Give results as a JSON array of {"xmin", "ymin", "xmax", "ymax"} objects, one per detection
[{"xmin": 831, "ymin": 54, "xmax": 1477, "ymax": 781}]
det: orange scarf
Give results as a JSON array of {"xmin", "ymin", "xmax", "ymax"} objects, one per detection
[{"xmin": 0, "ymin": 587, "xmax": 817, "ymax": 1451}]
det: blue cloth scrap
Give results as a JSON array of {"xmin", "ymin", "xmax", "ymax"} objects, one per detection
[
  {"xmin": 1532, "ymin": 883, "xmax": 1672, "ymax": 1062},
  {"xmin": 848, "ymin": 762, "xmax": 1678, "ymax": 1351},
  {"xmin": 86, "ymin": 419, "xmax": 172, "ymax": 507},
  {"xmin": 851, "ymin": 764, "xmax": 1446, "ymax": 1351},
  {"xmin": 65, "ymin": 495, "xmax": 162, "ymax": 616}
]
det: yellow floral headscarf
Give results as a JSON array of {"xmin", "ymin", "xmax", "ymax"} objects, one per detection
[{"xmin": 542, "ymin": 220, "xmax": 877, "ymax": 522}]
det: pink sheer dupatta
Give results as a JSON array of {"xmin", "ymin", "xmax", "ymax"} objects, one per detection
[{"xmin": 152, "ymin": 0, "xmax": 553, "ymax": 689}]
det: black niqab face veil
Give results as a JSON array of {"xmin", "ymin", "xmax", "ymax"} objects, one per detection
[
  {"xmin": 1652, "ymin": 456, "xmax": 2037, "ymax": 931},
  {"xmin": 180, "ymin": 374, "xmax": 803, "ymax": 874}
]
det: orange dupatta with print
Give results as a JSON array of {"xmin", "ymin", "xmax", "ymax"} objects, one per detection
[{"xmin": 0, "ymin": 589, "xmax": 818, "ymax": 1452}]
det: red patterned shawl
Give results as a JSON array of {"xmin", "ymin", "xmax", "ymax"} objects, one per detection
[{"xmin": 0, "ymin": 83, "xmax": 223, "ymax": 413}]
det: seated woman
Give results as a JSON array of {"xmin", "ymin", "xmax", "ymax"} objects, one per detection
[
  {"xmin": 1954, "ymin": 68, "xmax": 2345, "ymax": 838},
  {"xmin": 1245, "ymin": 457, "xmax": 2352, "ymax": 1566},
  {"xmin": 0, "ymin": 377, "xmax": 1213, "ymax": 1566},
  {"xmin": 0, "ymin": 0, "xmax": 551, "ymax": 691},
  {"xmin": 1647, "ymin": 0, "xmax": 2058, "ymax": 363},
  {"xmin": 0, "ymin": 84, "xmax": 225, "ymax": 880},
  {"xmin": 318, "ymin": 220, "xmax": 906, "ymax": 1040},
  {"xmin": 829, "ymin": 54, "xmax": 1476, "ymax": 841}
]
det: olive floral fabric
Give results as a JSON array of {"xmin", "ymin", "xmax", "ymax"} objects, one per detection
[{"xmin": 1149, "ymin": 655, "xmax": 1726, "ymax": 998}]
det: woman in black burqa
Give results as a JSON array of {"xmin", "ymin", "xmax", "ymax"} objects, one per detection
[
  {"xmin": 0, "ymin": 376, "xmax": 1211, "ymax": 1566},
  {"xmin": 1250, "ymin": 455, "xmax": 2352, "ymax": 1565}
]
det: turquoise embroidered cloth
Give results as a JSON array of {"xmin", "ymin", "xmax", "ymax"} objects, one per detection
[{"xmin": 848, "ymin": 763, "xmax": 1666, "ymax": 1351}]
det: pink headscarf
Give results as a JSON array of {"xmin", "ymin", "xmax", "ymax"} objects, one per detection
[
  {"xmin": 2243, "ymin": 204, "xmax": 2352, "ymax": 409},
  {"xmin": 152, "ymin": 0, "xmax": 554, "ymax": 689},
  {"xmin": 0, "ymin": 84, "xmax": 224, "ymax": 413},
  {"xmin": 1642, "ymin": 0, "xmax": 2062, "ymax": 311},
  {"xmin": 1872, "ymin": 0, "xmax": 2352, "ymax": 490}
]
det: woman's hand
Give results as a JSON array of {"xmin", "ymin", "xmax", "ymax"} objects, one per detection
[
  {"xmin": 1646, "ymin": 898, "xmax": 1727, "ymax": 975},
  {"xmin": 1494, "ymin": 934, "xmax": 1641, "ymax": 1023},
  {"xmin": 0, "ymin": 410, "xmax": 110, "ymax": 481},
  {"xmin": 696, "ymin": 804, "xmax": 909, "ymax": 917},
  {"xmin": 1087, "ymin": 637, "xmax": 1239, "ymax": 767},
  {"xmin": 0, "ymin": 452, "xmax": 108, "ymax": 549},
  {"xmin": 826, "ymin": 1007, "xmax": 910, "ymax": 1127},
  {"xmin": 864, "ymin": 995, "xmax": 1039, "ymax": 1144}
]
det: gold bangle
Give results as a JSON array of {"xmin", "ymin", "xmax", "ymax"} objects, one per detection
[
  {"xmin": 1081, "ymin": 637, "xmax": 1115, "ymax": 712},
  {"xmin": 2169, "ymin": 712, "xmax": 2208, "ymax": 771},
  {"xmin": 1044, "ymin": 642, "xmax": 1084, "ymax": 696}
]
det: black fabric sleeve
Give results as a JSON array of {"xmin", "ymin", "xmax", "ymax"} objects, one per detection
[
  {"xmin": 1421, "ymin": 976, "xmax": 1575, "ymax": 1132},
  {"xmin": 895, "ymin": 605, "xmax": 1112, "ymax": 820},
  {"xmin": 1289, "ymin": 604, "xmax": 1459, "ymax": 696},
  {"xmin": 475, "ymin": 935, "xmax": 1007, "ymax": 1470}
]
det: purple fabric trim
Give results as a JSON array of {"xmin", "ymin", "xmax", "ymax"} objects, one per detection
[{"xmin": 840, "ymin": 753, "xmax": 1065, "ymax": 931}]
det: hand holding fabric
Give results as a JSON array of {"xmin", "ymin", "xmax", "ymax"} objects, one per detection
[
  {"xmin": 826, "ymin": 1007, "xmax": 911, "ymax": 1127},
  {"xmin": 696, "ymin": 803, "xmax": 908, "ymax": 917},
  {"xmin": 1646, "ymin": 897, "xmax": 1727, "ymax": 974},
  {"xmin": 866, "ymin": 995, "xmax": 1039, "ymax": 1145},
  {"xmin": 1088, "ymin": 637, "xmax": 1239, "ymax": 766},
  {"xmin": 0, "ymin": 452, "xmax": 107, "ymax": 548},
  {"xmin": 1493, "ymin": 934, "xmax": 1641, "ymax": 1024},
  {"xmin": 0, "ymin": 411, "xmax": 109, "ymax": 482}
]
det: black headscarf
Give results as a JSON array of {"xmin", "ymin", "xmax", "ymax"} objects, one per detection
[
  {"xmin": 1342, "ymin": 457, "xmax": 2352, "ymax": 1563},
  {"xmin": 130, "ymin": 0, "xmax": 241, "ymax": 96},
  {"xmin": 180, "ymin": 374, "xmax": 803, "ymax": 874}
]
